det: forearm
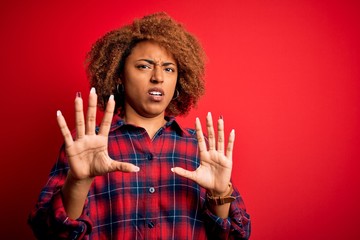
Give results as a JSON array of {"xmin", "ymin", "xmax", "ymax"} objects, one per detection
[
  {"xmin": 61, "ymin": 171, "xmax": 94, "ymax": 219},
  {"xmin": 208, "ymin": 203, "xmax": 231, "ymax": 219},
  {"xmin": 206, "ymin": 182, "xmax": 234, "ymax": 218},
  {"xmin": 29, "ymin": 148, "xmax": 93, "ymax": 239}
]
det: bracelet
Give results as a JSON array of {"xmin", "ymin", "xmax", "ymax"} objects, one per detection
[{"xmin": 206, "ymin": 183, "xmax": 236, "ymax": 205}]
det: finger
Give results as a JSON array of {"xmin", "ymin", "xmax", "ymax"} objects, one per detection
[
  {"xmin": 226, "ymin": 129, "xmax": 235, "ymax": 161},
  {"xmin": 171, "ymin": 167, "xmax": 197, "ymax": 182},
  {"xmin": 74, "ymin": 92, "xmax": 85, "ymax": 139},
  {"xmin": 109, "ymin": 161, "xmax": 140, "ymax": 173},
  {"xmin": 86, "ymin": 87, "xmax": 97, "ymax": 135},
  {"xmin": 57, "ymin": 110, "xmax": 74, "ymax": 147},
  {"xmin": 195, "ymin": 117, "xmax": 207, "ymax": 153},
  {"xmin": 217, "ymin": 116, "xmax": 225, "ymax": 154},
  {"xmin": 206, "ymin": 112, "xmax": 216, "ymax": 151},
  {"xmin": 98, "ymin": 95, "xmax": 115, "ymax": 136}
]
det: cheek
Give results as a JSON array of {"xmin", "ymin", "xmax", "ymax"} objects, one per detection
[
  {"xmin": 123, "ymin": 71, "xmax": 146, "ymax": 89},
  {"xmin": 168, "ymin": 80, "xmax": 177, "ymax": 93}
]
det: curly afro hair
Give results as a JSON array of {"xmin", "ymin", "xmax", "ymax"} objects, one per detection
[{"xmin": 86, "ymin": 12, "xmax": 206, "ymax": 116}]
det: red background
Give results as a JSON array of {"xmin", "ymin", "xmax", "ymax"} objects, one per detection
[{"xmin": 1, "ymin": 0, "xmax": 360, "ymax": 239}]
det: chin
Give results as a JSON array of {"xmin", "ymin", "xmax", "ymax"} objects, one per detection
[
  {"xmin": 146, "ymin": 108, "xmax": 168, "ymax": 117},
  {"xmin": 142, "ymin": 105, "xmax": 168, "ymax": 116}
]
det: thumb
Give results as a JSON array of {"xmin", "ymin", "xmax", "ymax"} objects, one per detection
[
  {"xmin": 171, "ymin": 167, "xmax": 196, "ymax": 182},
  {"xmin": 109, "ymin": 160, "xmax": 140, "ymax": 173}
]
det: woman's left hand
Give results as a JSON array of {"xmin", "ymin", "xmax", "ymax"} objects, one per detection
[{"xmin": 171, "ymin": 112, "xmax": 235, "ymax": 196}]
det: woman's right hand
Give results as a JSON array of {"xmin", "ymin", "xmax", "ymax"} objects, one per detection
[{"xmin": 56, "ymin": 88, "xmax": 139, "ymax": 182}]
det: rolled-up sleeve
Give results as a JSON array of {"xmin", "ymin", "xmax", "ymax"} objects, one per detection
[{"xmin": 202, "ymin": 185, "xmax": 251, "ymax": 239}]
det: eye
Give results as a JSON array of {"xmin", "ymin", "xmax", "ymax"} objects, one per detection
[
  {"xmin": 164, "ymin": 67, "xmax": 176, "ymax": 73},
  {"xmin": 136, "ymin": 64, "xmax": 151, "ymax": 70}
]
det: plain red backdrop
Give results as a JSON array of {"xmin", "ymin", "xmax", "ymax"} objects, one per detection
[{"xmin": 1, "ymin": 0, "xmax": 359, "ymax": 239}]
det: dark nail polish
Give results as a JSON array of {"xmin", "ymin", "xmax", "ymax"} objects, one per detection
[{"xmin": 76, "ymin": 92, "xmax": 82, "ymax": 98}]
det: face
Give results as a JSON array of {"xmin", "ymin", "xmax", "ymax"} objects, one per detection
[{"xmin": 121, "ymin": 41, "xmax": 178, "ymax": 119}]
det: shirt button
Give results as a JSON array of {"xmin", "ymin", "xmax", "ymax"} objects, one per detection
[
  {"xmin": 148, "ymin": 221, "xmax": 155, "ymax": 228},
  {"xmin": 149, "ymin": 187, "xmax": 155, "ymax": 193},
  {"xmin": 146, "ymin": 153, "xmax": 153, "ymax": 161}
]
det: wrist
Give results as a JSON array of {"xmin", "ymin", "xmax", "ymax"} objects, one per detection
[
  {"xmin": 66, "ymin": 171, "xmax": 94, "ymax": 186},
  {"xmin": 209, "ymin": 183, "xmax": 232, "ymax": 197},
  {"xmin": 62, "ymin": 171, "xmax": 94, "ymax": 196},
  {"xmin": 206, "ymin": 183, "xmax": 236, "ymax": 206}
]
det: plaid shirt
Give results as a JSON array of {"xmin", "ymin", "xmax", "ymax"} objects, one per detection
[{"xmin": 29, "ymin": 115, "xmax": 250, "ymax": 239}]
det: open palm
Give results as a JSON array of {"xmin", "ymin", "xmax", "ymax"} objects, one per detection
[
  {"xmin": 57, "ymin": 88, "xmax": 139, "ymax": 181},
  {"xmin": 172, "ymin": 112, "xmax": 235, "ymax": 196}
]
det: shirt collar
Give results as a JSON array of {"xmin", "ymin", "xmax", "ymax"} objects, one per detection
[{"xmin": 109, "ymin": 114, "xmax": 191, "ymax": 137}]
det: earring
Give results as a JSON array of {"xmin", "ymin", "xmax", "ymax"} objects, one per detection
[
  {"xmin": 117, "ymin": 84, "xmax": 124, "ymax": 94},
  {"xmin": 172, "ymin": 89, "xmax": 179, "ymax": 100}
]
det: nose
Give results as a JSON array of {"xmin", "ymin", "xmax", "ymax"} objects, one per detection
[{"xmin": 150, "ymin": 66, "xmax": 164, "ymax": 83}]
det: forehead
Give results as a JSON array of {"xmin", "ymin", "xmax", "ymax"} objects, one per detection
[{"xmin": 128, "ymin": 40, "xmax": 176, "ymax": 62}]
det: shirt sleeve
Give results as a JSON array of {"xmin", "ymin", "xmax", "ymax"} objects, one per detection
[
  {"xmin": 202, "ymin": 184, "xmax": 251, "ymax": 240},
  {"xmin": 28, "ymin": 145, "xmax": 93, "ymax": 240}
]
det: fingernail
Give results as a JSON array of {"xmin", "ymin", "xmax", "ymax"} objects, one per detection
[
  {"xmin": 57, "ymin": 110, "xmax": 61, "ymax": 117},
  {"xmin": 109, "ymin": 95, "xmax": 114, "ymax": 100},
  {"xmin": 90, "ymin": 87, "xmax": 96, "ymax": 94},
  {"xmin": 76, "ymin": 92, "xmax": 82, "ymax": 98},
  {"xmin": 231, "ymin": 129, "xmax": 235, "ymax": 134},
  {"xmin": 207, "ymin": 112, "xmax": 212, "ymax": 117},
  {"xmin": 171, "ymin": 168, "xmax": 174, "ymax": 172},
  {"xmin": 219, "ymin": 115, "xmax": 223, "ymax": 120},
  {"xmin": 134, "ymin": 166, "xmax": 140, "ymax": 172}
]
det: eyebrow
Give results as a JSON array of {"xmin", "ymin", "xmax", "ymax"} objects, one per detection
[{"xmin": 137, "ymin": 59, "xmax": 176, "ymax": 66}]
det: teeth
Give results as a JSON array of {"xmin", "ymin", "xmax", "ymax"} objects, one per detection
[{"xmin": 149, "ymin": 91, "xmax": 162, "ymax": 96}]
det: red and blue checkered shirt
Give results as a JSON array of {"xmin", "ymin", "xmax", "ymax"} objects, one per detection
[{"xmin": 29, "ymin": 115, "xmax": 251, "ymax": 239}]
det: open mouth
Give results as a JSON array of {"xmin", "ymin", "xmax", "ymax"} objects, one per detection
[{"xmin": 149, "ymin": 91, "xmax": 163, "ymax": 96}]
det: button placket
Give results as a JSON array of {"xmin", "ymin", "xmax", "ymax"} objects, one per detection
[
  {"xmin": 149, "ymin": 187, "xmax": 155, "ymax": 193},
  {"xmin": 146, "ymin": 153, "xmax": 153, "ymax": 161},
  {"xmin": 147, "ymin": 221, "xmax": 155, "ymax": 228}
]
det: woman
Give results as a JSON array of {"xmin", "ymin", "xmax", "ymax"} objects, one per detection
[{"xmin": 29, "ymin": 12, "xmax": 251, "ymax": 239}]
